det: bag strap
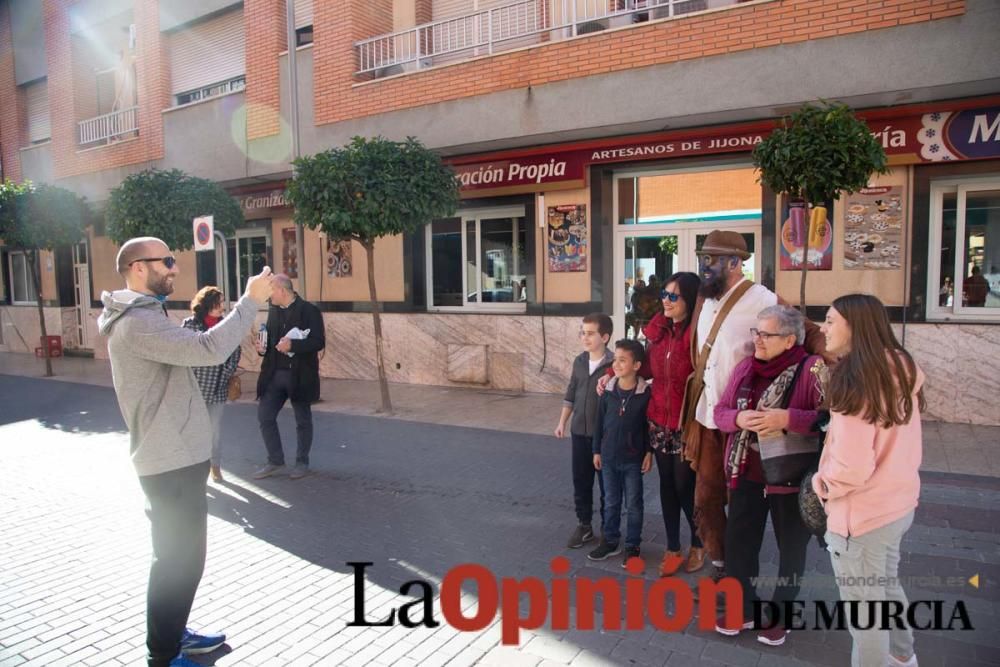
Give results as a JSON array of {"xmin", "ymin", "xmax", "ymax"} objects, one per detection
[{"xmin": 692, "ymin": 280, "xmax": 754, "ymax": 373}]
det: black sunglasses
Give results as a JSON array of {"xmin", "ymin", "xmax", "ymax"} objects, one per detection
[
  {"xmin": 659, "ymin": 290, "xmax": 681, "ymax": 303},
  {"xmin": 130, "ymin": 256, "xmax": 177, "ymax": 269}
]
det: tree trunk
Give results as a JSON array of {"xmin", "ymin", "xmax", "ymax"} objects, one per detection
[
  {"xmin": 27, "ymin": 250, "xmax": 53, "ymax": 377},
  {"xmin": 799, "ymin": 227, "xmax": 810, "ymax": 315},
  {"xmin": 364, "ymin": 240, "xmax": 393, "ymax": 414}
]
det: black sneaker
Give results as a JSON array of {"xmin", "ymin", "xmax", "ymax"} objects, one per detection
[
  {"xmin": 622, "ymin": 546, "xmax": 641, "ymax": 569},
  {"xmin": 711, "ymin": 564, "xmax": 727, "ymax": 582},
  {"xmin": 566, "ymin": 523, "xmax": 595, "ymax": 549},
  {"xmin": 587, "ymin": 540, "xmax": 622, "ymax": 561}
]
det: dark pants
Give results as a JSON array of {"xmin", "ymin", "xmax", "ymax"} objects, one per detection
[
  {"xmin": 138, "ymin": 460, "xmax": 210, "ymax": 667},
  {"xmin": 571, "ymin": 434, "xmax": 605, "ymax": 526},
  {"xmin": 725, "ymin": 477, "xmax": 812, "ymax": 625},
  {"xmin": 654, "ymin": 449, "xmax": 702, "ymax": 552},
  {"xmin": 602, "ymin": 460, "xmax": 644, "ymax": 548},
  {"xmin": 258, "ymin": 369, "xmax": 314, "ymax": 465}
]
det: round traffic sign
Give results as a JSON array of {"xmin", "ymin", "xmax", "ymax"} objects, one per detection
[{"xmin": 196, "ymin": 221, "xmax": 211, "ymax": 245}]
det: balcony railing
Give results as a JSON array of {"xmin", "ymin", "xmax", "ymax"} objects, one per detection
[
  {"xmin": 78, "ymin": 106, "xmax": 139, "ymax": 146},
  {"xmin": 356, "ymin": 0, "xmax": 736, "ymax": 76}
]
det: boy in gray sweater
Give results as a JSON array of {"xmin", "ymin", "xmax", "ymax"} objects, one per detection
[
  {"xmin": 554, "ymin": 313, "xmax": 614, "ymax": 549},
  {"xmin": 98, "ymin": 237, "xmax": 273, "ymax": 667}
]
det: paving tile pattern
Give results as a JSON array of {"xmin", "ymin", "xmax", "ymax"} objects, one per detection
[{"xmin": 1, "ymin": 376, "xmax": 999, "ymax": 666}]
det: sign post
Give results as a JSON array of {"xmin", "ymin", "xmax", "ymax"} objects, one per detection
[{"xmin": 193, "ymin": 215, "xmax": 215, "ymax": 251}]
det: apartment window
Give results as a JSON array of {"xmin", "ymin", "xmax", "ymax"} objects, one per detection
[
  {"xmin": 426, "ymin": 207, "xmax": 528, "ymax": 311},
  {"xmin": 176, "ymin": 76, "xmax": 246, "ymax": 106},
  {"xmin": 169, "ymin": 8, "xmax": 245, "ymax": 106},
  {"xmin": 24, "ymin": 79, "xmax": 50, "ymax": 144},
  {"xmin": 294, "ymin": 0, "xmax": 313, "ymax": 45},
  {"xmin": 928, "ymin": 177, "xmax": 1000, "ymax": 319},
  {"xmin": 7, "ymin": 251, "xmax": 39, "ymax": 305}
]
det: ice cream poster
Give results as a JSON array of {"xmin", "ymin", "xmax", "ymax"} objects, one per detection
[
  {"xmin": 548, "ymin": 204, "xmax": 587, "ymax": 272},
  {"xmin": 779, "ymin": 200, "xmax": 833, "ymax": 271},
  {"xmin": 843, "ymin": 186, "xmax": 905, "ymax": 270}
]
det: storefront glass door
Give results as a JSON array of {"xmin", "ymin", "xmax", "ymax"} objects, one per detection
[{"xmin": 613, "ymin": 165, "xmax": 762, "ymax": 339}]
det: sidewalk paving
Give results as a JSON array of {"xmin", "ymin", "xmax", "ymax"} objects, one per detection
[
  {"xmin": 1, "ymin": 354, "xmax": 999, "ymax": 667},
  {"xmin": 1, "ymin": 352, "xmax": 998, "ymax": 476}
]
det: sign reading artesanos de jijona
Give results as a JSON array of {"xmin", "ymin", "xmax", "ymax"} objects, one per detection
[{"xmin": 449, "ymin": 102, "xmax": 1000, "ymax": 196}]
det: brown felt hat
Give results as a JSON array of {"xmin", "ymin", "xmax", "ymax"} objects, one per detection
[{"xmin": 699, "ymin": 230, "xmax": 751, "ymax": 260}]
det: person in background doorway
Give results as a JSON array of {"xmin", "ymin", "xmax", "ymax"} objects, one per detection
[
  {"xmin": 964, "ymin": 265, "xmax": 988, "ymax": 307},
  {"xmin": 814, "ymin": 294, "xmax": 925, "ymax": 667},
  {"xmin": 182, "ymin": 286, "xmax": 242, "ymax": 483}
]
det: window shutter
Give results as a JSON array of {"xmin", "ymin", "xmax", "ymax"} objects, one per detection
[
  {"xmin": 432, "ymin": 0, "xmax": 471, "ymax": 21},
  {"xmin": 169, "ymin": 8, "xmax": 245, "ymax": 96},
  {"xmin": 294, "ymin": 0, "xmax": 313, "ymax": 29},
  {"xmin": 25, "ymin": 80, "xmax": 50, "ymax": 143}
]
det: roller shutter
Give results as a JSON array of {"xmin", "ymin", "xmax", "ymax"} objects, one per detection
[{"xmin": 169, "ymin": 8, "xmax": 245, "ymax": 96}]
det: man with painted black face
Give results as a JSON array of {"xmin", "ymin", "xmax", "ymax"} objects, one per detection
[{"xmin": 680, "ymin": 230, "xmax": 776, "ymax": 581}]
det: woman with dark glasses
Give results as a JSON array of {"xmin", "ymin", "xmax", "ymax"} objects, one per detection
[{"xmin": 642, "ymin": 271, "xmax": 705, "ymax": 577}]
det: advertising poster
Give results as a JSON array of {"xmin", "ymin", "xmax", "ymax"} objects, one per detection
[
  {"xmin": 843, "ymin": 186, "xmax": 905, "ymax": 270},
  {"xmin": 281, "ymin": 227, "xmax": 298, "ymax": 278},
  {"xmin": 779, "ymin": 200, "xmax": 833, "ymax": 271},
  {"xmin": 548, "ymin": 204, "xmax": 587, "ymax": 272},
  {"xmin": 327, "ymin": 239, "xmax": 353, "ymax": 277}
]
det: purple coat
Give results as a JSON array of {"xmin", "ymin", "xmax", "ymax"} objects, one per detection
[{"xmin": 714, "ymin": 354, "xmax": 826, "ymax": 494}]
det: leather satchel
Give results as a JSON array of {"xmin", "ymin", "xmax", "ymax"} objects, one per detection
[{"xmin": 226, "ymin": 372, "xmax": 242, "ymax": 402}]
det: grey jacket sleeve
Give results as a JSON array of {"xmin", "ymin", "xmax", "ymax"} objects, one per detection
[
  {"xmin": 120, "ymin": 296, "xmax": 260, "ymax": 367},
  {"xmin": 563, "ymin": 361, "xmax": 578, "ymax": 409}
]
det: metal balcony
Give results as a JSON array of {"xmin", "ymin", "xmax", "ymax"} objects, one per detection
[
  {"xmin": 78, "ymin": 106, "xmax": 139, "ymax": 146},
  {"xmin": 356, "ymin": 0, "xmax": 735, "ymax": 76}
]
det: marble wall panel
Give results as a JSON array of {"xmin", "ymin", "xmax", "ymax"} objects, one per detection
[
  {"xmin": 0, "ymin": 306, "xmax": 69, "ymax": 354},
  {"xmin": 491, "ymin": 352, "xmax": 524, "ymax": 391},
  {"xmin": 447, "ymin": 344, "xmax": 488, "ymax": 384}
]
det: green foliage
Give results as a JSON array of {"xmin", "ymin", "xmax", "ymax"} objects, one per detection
[
  {"xmin": 658, "ymin": 236, "xmax": 678, "ymax": 255},
  {"xmin": 286, "ymin": 136, "xmax": 460, "ymax": 244},
  {"xmin": 0, "ymin": 180, "xmax": 90, "ymax": 250},
  {"xmin": 105, "ymin": 169, "xmax": 240, "ymax": 250},
  {"xmin": 753, "ymin": 102, "xmax": 889, "ymax": 205}
]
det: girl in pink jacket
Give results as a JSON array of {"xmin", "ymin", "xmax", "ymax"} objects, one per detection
[{"xmin": 814, "ymin": 294, "xmax": 926, "ymax": 667}]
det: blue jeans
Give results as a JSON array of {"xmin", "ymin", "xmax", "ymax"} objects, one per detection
[{"xmin": 601, "ymin": 460, "xmax": 644, "ymax": 548}]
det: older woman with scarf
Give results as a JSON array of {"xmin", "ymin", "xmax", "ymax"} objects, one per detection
[
  {"xmin": 713, "ymin": 304, "xmax": 827, "ymax": 647},
  {"xmin": 182, "ymin": 286, "xmax": 241, "ymax": 483}
]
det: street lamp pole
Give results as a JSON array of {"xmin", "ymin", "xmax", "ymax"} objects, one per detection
[{"xmin": 286, "ymin": 0, "xmax": 306, "ymax": 298}]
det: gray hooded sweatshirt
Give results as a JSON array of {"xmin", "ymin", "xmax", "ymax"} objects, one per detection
[{"xmin": 97, "ymin": 289, "xmax": 260, "ymax": 477}]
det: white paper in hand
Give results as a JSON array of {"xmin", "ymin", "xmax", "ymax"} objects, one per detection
[{"xmin": 282, "ymin": 327, "xmax": 310, "ymax": 357}]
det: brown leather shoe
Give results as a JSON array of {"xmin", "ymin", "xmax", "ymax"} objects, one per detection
[
  {"xmin": 684, "ymin": 547, "xmax": 706, "ymax": 573},
  {"xmin": 211, "ymin": 465, "xmax": 223, "ymax": 483},
  {"xmin": 659, "ymin": 550, "xmax": 684, "ymax": 577}
]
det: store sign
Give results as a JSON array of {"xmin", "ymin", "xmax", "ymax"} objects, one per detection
[
  {"xmin": 450, "ymin": 103, "xmax": 1000, "ymax": 195},
  {"xmin": 237, "ymin": 188, "xmax": 289, "ymax": 214}
]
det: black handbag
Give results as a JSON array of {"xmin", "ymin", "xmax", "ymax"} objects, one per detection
[{"xmin": 757, "ymin": 360, "xmax": 821, "ymax": 486}]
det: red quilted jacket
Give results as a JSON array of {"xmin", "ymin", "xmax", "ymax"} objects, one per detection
[{"xmin": 642, "ymin": 312, "xmax": 694, "ymax": 430}]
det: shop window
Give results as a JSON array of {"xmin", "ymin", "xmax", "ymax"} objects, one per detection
[
  {"xmin": 928, "ymin": 178, "xmax": 1000, "ymax": 319},
  {"xmin": 426, "ymin": 207, "xmax": 527, "ymax": 311},
  {"xmin": 7, "ymin": 251, "xmax": 39, "ymax": 305}
]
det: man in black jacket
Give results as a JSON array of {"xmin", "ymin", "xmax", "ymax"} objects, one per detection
[{"xmin": 252, "ymin": 274, "xmax": 326, "ymax": 480}]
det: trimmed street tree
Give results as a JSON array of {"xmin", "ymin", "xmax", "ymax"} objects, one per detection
[
  {"xmin": 753, "ymin": 101, "xmax": 889, "ymax": 311},
  {"xmin": 105, "ymin": 168, "xmax": 241, "ymax": 251},
  {"xmin": 0, "ymin": 181, "xmax": 92, "ymax": 377},
  {"xmin": 286, "ymin": 136, "xmax": 460, "ymax": 414}
]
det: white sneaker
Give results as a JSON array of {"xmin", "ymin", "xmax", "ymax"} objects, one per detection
[{"xmin": 887, "ymin": 655, "xmax": 917, "ymax": 667}]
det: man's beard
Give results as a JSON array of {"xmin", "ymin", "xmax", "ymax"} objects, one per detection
[
  {"xmin": 146, "ymin": 272, "xmax": 174, "ymax": 297},
  {"xmin": 699, "ymin": 266, "xmax": 728, "ymax": 300}
]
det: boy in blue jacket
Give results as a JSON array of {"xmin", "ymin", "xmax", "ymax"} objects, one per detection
[{"xmin": 589, "ymin": 338, "xmax": 653, "ymax": 568}]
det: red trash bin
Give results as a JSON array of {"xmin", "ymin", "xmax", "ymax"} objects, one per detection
[{"xmin": 35, "ymin": 335, "xmax": 63, "ymax": 358}]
